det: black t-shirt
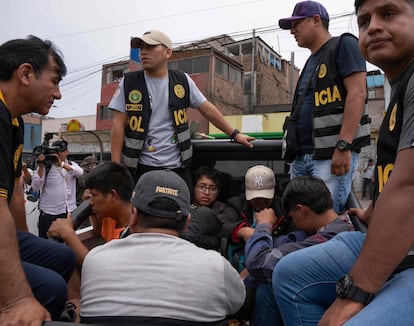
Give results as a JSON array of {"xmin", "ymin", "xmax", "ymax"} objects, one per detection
[{"xmin": 0, "ymin": 99, "xmax": 23, "ymax": 202}]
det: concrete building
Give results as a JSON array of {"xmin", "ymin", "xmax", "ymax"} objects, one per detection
[{"xmin": 21, "ymin": 113, "xmax": 42, "ymax": 164}]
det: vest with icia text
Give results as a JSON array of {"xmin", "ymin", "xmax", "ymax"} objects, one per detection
[{"xmin": 308, "ymin": 33, "xmax": 371, "ymax": 159}]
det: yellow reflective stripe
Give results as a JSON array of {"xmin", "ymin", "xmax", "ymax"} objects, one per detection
[
  {"xmin": 0, "ymin": 188, "xmax": 8, "ymax": 198},
  {"xmin": 0, "ymin": 89, "xmax": 6, "ymax": 105},
  {"xmin": 0, "ymin": 90, "xmax": 19, "ymax": 126}
]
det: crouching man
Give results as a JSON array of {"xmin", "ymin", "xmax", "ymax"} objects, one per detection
[{"xmin": 80, "ymin": 169, "xmax": 246, "ymax": 325}]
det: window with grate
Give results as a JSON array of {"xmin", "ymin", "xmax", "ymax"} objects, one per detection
[
  {"xmin": 215, "ymin": 58, "xmax": 229, "ymax": 80},
  {"xmin": 99, "ymin": 105, "xmax": 113, "ymax": 120}
]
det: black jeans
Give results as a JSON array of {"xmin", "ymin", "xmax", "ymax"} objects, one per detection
[
  {"xmin": 38, "ymin": 211, "xmax": 67, "ymax": 239},
  {"xmin": 362, "ymin": 177, "xmax": 373, "ymax": 199}
]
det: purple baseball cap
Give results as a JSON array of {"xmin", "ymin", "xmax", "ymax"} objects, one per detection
[{"xmin": 279, "ymin": 1, "xmax": 329, "ymax": 30}]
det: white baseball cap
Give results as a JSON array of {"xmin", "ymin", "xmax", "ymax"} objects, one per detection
[{"xmin": 245, "ymin": 165, "xmax": 275, "ymax": 200}]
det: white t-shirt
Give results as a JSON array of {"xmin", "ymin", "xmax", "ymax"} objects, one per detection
[
  {"xmin": 81, "ymin": 233, "xmax": 245, "ymax": 322},
  {"xmin": 109, "ymin": 72, "xmax": 206, "ymax": 168}
]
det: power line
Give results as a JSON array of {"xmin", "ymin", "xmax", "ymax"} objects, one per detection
[
  {"xmin": 62, "ymin": 11, "xmax": 357, "ymax": 81},
  {"xmin": 56, "ymin": 10, "xmax": 358, "ymax": 112},
  {"xmin": 48, "ymin": 0, "xmax": 263, "ymax": 40},
  {"xmin": 173, "ymin": 11, "xmax": 356, "ymax": 46}
]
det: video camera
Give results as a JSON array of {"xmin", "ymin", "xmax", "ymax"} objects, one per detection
[{"xmin": 32, "ymin": 133, "xmax": 65, "ymax": 167}]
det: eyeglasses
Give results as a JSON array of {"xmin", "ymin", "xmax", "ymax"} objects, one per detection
[{"xmin": 195, "ymin": 183, "xmax": 218, "ymax": 193}]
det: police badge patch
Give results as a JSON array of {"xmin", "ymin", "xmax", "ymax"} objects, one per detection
[
  {"xmin": 174, "ymin": 84, "xmax": 185, "ymax": 99},
  {"xmin": 128, "ymin": 90, "xmax": 142, "ymax": 104}
]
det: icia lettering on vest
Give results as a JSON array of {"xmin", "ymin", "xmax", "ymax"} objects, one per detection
[{"xmin": 314, "ymin": 85, "xmax": 342, "ymax": 107}]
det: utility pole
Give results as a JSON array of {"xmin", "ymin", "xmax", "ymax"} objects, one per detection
[
  {"xmin": 289, "ymin": 52, "xmax": 295, "ymax": 104},
  {"xmin": 250, "ymin": 29, "xmax": 256, "ymax": 113}
]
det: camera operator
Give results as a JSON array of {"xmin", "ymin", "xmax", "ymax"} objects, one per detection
[{"xmin": 31, "ymin": 140, "xmax": 83, "ymax": 238}]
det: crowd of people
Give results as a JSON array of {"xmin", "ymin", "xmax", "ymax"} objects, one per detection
[{"xmin": 2, "ymin": 0, "xmax": 414, "ymax": 325}]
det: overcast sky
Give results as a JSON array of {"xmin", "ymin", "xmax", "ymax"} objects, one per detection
[{"xmin": 2, "ymin": 0, "xmax": 375, "ymax": 119}]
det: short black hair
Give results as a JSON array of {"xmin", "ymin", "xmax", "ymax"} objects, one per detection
[
  {"xmin": 354, "ymin": 0, "xmax": 361, "ymax": 10},
  {"xmin": 193, "ymin": 165, "xmax": 222, "ymax": 189},
  {"xmin": 321, "ymin": 18, "xmax": 329, "ymax": 30},
  {"xmin": 85, "ymin": 161, "xmax": 134, "ymax": 202},
  {"xmin": 138, "ymin": 197, "xmax": 187, "ymax": 232},
  {"xmin": 0, "ymin": 35, "xmax": 66, "ymax": 81},
  {"xmin": 282, "ymin": 176, "xmax": 333, "ymax": 214}
]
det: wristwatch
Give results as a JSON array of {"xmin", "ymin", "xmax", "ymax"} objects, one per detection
[
  {"xmin": 230, "ymin": 129, "xmax": 240, "ymax": 141},
  {"xmin": 336, "ymin": 274, "xmax": 374, "ymax": 305},
  {"xmin": 336, "ymin": 140, "xmax": 352, "ymax": 151}
]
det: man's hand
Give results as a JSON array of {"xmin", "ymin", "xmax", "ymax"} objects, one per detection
[
  {"xmin": 234, "ymin": 133, "xmax": 255, "ymax": 148},
  {"xmin": 237, "ymin": 226, "xmax": 255, "ymax": 242},
  {"xmin": 47, "ymin": 214, "xmax": 74, "ymax": 240},
  {"xmin": 0, "ymin": 296, "xmax": 51, "ymax": 326},
  {"xmin": 331, "ymin": 150, "xmax": 351, "ymax": 176},
  {"xmin": 347, "ymin": 207, "xmax": 372, "ymax": 225},
  {"xmin": 318, "ymin": 298, "xmax": 364, "ymax": 325},
  {"xmin": 256, "ymin": 208, "xmax": 277, "ymax": 225},
  {"xmin": 82, "ymin": 188, "xmax": 91, "ymax": 201}
]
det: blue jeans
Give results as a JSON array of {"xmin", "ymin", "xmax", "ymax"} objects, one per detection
[
  {"xmin": 18, "ymin": 231, "xmax": 76, "ymax": 320},
  {"xmin": 249, "ymin": 283, "xmax": 283, "ymax": 326},
  {"xmin": 273, "ymin": 231, "xmax": 414, "ymax": 325},
  {"xmin": 290, "ymin": 152, "xmax": 359, "ymax": 213}
]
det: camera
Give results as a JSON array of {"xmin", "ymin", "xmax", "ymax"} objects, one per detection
[{"xmin": 32, "ymin": 133, "xmax": 65, "ymax": 167}]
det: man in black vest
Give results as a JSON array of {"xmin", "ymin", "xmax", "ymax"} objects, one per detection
[
  {"xmin": 279, "ymin": 1, "xmax": 369, "ymax": 213},
  {"xmin": 273, "ymin": 0, "xmax": 414, "ymax": 325},
  {"xmin": 110, "ymin": 30, "xmax": 254, "ymax": 189}
]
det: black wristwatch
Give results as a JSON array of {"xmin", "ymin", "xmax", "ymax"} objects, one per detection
[
  {"xmin": 336, "ymin": 274, "xmax": 374, "ymax": 305},
  {"xmin": 230, "ymin": 129, "xmax": 240, "ymax": 141},
  {"xmin": 336, "ymin": 140, "xmax": 352, "ymax": 151}
]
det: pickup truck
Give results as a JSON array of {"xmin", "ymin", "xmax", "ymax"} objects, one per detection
[{"xmin": 41, "ymin": 137, "xmax": 366, "ymax": 325}]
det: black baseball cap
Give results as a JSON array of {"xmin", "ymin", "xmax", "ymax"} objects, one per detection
[{"xmin": 131, "ymin": 170, "xmax": 190, "ymax": 220}]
